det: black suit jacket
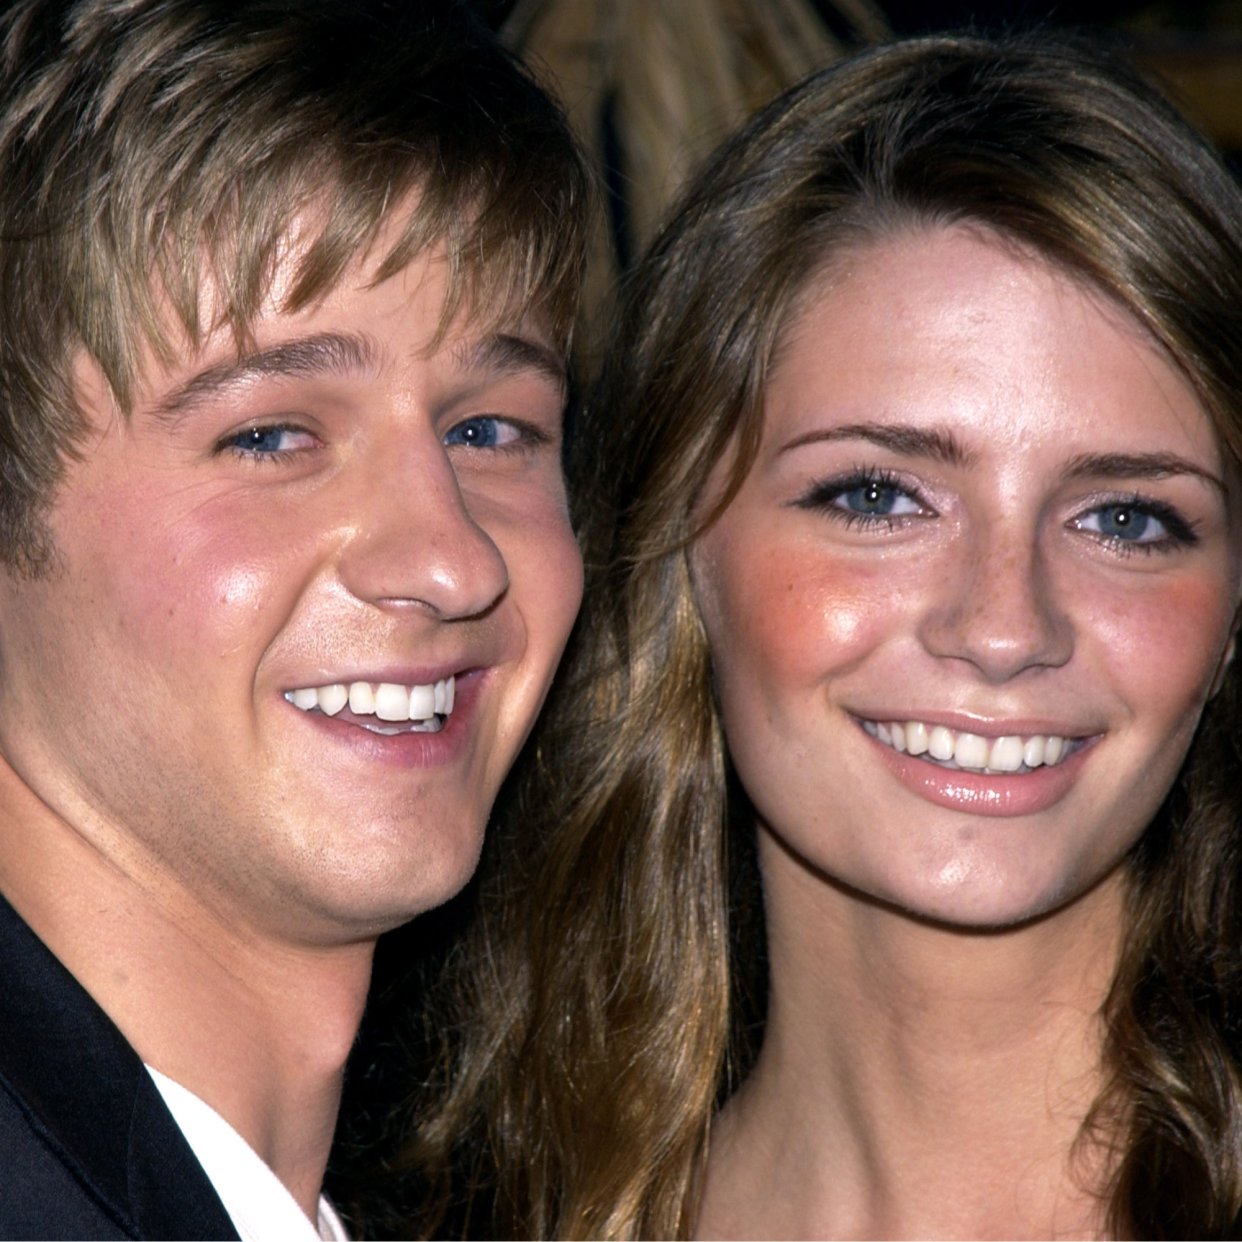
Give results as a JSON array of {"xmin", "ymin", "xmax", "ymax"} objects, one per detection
[{"xmin": 0, "ymin": 892, "xmax": 239, "ymax": 1240}]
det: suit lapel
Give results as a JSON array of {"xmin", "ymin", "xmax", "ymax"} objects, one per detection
[{"xmin": 0, "ymin": 892, "xmax": 239, "ymax": 1240}]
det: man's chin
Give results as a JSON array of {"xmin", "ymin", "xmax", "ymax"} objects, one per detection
[{"xmin": 276, "ymin": 821, "xmax": 488, "ymax": 943}]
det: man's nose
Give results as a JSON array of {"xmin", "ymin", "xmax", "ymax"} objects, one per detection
[
  {"xmin": 916, "ymin": 519, "xmax": 1073, "ymax": 683},
  {"xmin": 335, "ymin": 432, "xmax": 509, "ymax": 621}
]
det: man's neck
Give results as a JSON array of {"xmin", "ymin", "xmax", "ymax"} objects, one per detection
[
  {"xmin": 0, "ymin": 756, "xmax": 373, "ymax": 1220},
  {"xmin": 699, "ymin": 835, "xmax": 1123, "ymax": 1240}
]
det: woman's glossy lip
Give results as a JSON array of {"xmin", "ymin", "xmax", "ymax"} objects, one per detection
[
  {"xmin": 866, "ymin": 726, "xmax": 1099, "ymax": 817},
  {"xmin": 284, "ymin": 668, "xmax": 486, "ymax": 768}
]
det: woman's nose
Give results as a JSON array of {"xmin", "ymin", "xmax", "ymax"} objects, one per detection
[
  {"xmin": 916, "ymin": 520, "xmax": 1073, "ymax": 682},
  {"xmin": 335, "ymin": 433, "xmax": 509, "ymax": 621}
]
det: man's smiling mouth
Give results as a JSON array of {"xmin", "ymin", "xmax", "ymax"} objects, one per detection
[
  {"xmin": 859, "ymin": 716, "xmax": 1087, "ymax": 775},
  {"xmin": 284, "ymin": 676, "xmax": 455, "ymax": 735}
]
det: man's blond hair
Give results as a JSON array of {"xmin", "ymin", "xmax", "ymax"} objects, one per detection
[{"xmin": 0, "ymin": 0, "xmax": 588, "ymax": 570}]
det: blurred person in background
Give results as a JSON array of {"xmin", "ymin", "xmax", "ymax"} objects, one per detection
[{"xmin": 501, "ymin": 0, "xmax": 888, "ymax": 370}]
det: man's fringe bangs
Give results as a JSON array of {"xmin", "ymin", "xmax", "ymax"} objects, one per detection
[{"xmin": 94, "ymin": 155, "xmax": 581, "ymax": 426}]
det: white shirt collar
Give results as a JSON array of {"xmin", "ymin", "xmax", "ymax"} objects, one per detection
[{"xmin": 146, "ymin": 1066, "xmax": 349, "ymax": 1242}]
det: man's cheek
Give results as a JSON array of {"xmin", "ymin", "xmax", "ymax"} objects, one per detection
[
  {"xmin": 491, "ymin": 499, "xmax": 583, "ymax": 644},
  {"xmin": 99, "ymin": 518, "xmax": 292, "ymax": 665}
]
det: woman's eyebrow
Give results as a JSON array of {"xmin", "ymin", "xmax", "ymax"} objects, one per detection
[
  {"xmin": 778, "ymin": 422, "xmax": 974, "ymax": 466},
  {"xmin": 152, "ymin": 331, "xmax": 379, "ymax": 422},
  {"xmin": 1062, "ymin": 451, "xmax": 1226, "ymax": 495}
]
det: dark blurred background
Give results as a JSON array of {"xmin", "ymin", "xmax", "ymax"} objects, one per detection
[
  {"xmin": 470, "ymin": 0, "xmax": 1241, "ymax": 370},
  {"xmin": 475, "ymin": 0, "xmax": 1242, "ymax": 163}
]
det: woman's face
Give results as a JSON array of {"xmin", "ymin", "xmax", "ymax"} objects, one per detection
[{"xmin": 692, "ymin": 225, "xmax": 1242, "ymax": 927}]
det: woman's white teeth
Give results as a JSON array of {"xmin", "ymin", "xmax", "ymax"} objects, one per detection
[
  {"xmin": 929, "ymin": 726, "xmax": 955, "ymax": 761},
  {"xmin": 953, "ymin": 731, "xmax": 989, "ymax": 770},
  {"xmin": 285, "ymin": 676, "xmax": 456, "ymax": 723},
  {"xmin": 988, "ymin": 735, "xmax": 1025, "ymax": 773},
  {"xmin": 866, "ymin": 716, "xmax": 1072, "ymax": 773}
]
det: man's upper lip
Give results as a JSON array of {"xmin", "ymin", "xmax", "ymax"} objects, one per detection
[{"xmin": 851, "ymin": 709, "xmax": 1101, "ymax": 739}]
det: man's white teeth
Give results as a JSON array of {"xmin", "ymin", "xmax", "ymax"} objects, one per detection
[
  {"xmin": 863, "ymin": 716, "xmax": 1073, "ymax": 773},
  {"xmin": 349, "ymin": 682, "xmax": 375, "ymax": 715},
  {"xmin": 318, "ymin": 684, "xmax": 348, "ymax": 716},
  {"xmin": 374, "ymin": 683, "xmax": 409, "ymax": 721},
  {"xmin": 285, "ymin": 676, "xmax": 455, "ymax": 723},
  {"xmin": 408, "ymin": 684, "xmax": 434, "ymax": 720}
]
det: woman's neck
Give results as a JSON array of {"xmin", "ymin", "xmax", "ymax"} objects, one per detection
[{"xmin": 697, "ymin": 828, "xmax": 1125, "ymax": 1240}]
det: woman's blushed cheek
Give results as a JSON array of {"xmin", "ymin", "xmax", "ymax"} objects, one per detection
[
  {"xmin": 705, "ymin": 533, "xmax": 902, "ymax": 689},
  {"xmin": 1081, "ymin": 571, "xmax": 1240, "ymax": 712}
]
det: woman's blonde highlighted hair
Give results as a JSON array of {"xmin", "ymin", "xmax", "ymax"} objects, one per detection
[{"xmin": 376, "ymin": 32, "xmax": 1242, "ymax": 1239}]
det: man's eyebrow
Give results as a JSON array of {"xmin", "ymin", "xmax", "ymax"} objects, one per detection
[
  {"xmin": 452, "ymin": 332, "xmax": 567, "ymax": 391},
  {"xmin": 152, "ymin": 332, "xmax": 378, "ymax": 420},
  {"xmin": 1062, "ymin": 451, "xmax": 1226, "ymax": 495},
  {"xmin": 778, "ymin": 422, "xmax": 974, "ymax": 466}
]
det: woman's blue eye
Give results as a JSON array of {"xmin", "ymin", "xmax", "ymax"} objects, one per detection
[
  {"xmin": 444, "ymin": 417, "xmax": 519, "ymax": 449},
  {"xmin": 834, "ymin": 481, "xmax": 921, "ymax": 516},
  {"xmin": 1078, "ymin": 504, "xmax": 1167, "ymax": 543}
]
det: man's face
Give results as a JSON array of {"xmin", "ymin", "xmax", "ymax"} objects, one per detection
[{"xmin": 0, "ymin": 225, "xmax": 583, "ymax": 945}]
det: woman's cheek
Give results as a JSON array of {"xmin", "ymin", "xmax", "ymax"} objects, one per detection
[
  {"xmin": 1076, "ymin": 565, "xmax": 1240, "ymax": 731},
  {"xmin": 698, "ymin": 520, "xmax": 909, "ymax": 711}
]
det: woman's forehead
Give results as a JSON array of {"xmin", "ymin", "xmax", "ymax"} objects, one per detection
[{"xmin": 762, "ymin": 223, "xmax": 1223, "ymax": 475}]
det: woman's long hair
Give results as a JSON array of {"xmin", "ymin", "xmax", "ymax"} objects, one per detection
[{"xmin": 380, "ymin": 33, "xmax": 1242, "ymax": 1239}]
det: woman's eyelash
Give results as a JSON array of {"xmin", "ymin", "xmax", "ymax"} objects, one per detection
[
  {"xmin": 793, "ymin": 466, "xmax": 927, "ymax": 527},
  {"xmin": 792, "ymin": 474, "xmax": 1199, "ymax": 556},
  {"xmin": 1075, "ymin": 494, "xmax": 1200, "ymax": 555}
]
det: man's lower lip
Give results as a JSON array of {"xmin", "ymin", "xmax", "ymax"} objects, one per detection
[{"xmin": 870, "ymin": 732, "xmax": 1093, "ymax": 816}]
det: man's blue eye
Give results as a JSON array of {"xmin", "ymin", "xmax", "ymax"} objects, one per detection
[
  {"xmin": 444, "ymin": 417, "xmax": 506, "ymax": 449},
  {"xmin": 228, "ymin": 426, "xmax": 312, "ymax": 454}
]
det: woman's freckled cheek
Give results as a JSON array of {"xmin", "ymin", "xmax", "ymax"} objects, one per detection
[
  {"xmin": 1082, "ymin": 570, "xmax": 1239, "ymax": 717},
  {"xmin": 706, "ymin": 525, "xmax": 902, "ymax": 698}
]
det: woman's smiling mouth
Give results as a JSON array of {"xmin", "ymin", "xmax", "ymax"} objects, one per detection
[
  {"xmin": 857, "ymin": 716, "xmax": 1087, "ymax": 774},
  {"xmin": 855, "ymin": 713, "xmax": 1103, "ymax": 817}
]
